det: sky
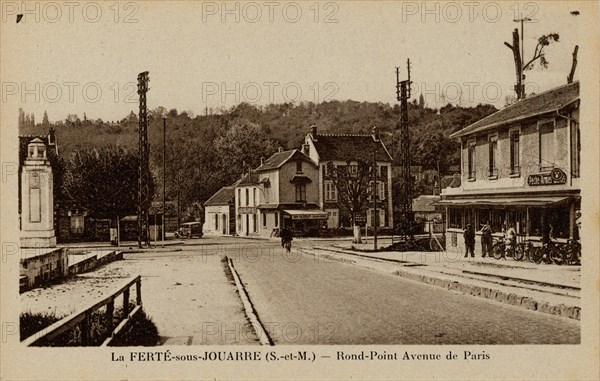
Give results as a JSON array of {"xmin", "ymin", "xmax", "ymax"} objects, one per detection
[{"xmin": 1, "ymin": 1, "xmax": 592, "ymax": 123}]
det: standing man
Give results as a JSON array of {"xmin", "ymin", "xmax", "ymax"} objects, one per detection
[
  {"xmin": 481, "ymin": 222, "xmax": 493, "ymax": 258},
  {"xmin": 464, "ymin": 224, "xmax": 475, "ymax": 258}
]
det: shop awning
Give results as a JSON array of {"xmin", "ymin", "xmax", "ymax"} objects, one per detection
[
  {"xmin": 434, "ymin": 196, "xmax": 571, "ymax": 207},
  {"xmin": 283, "ymin": 209, "xmax": 329, "ymax": 220}
]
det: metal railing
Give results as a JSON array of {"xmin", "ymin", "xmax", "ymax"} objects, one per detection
[{"xmin": 22, "ymin": 275, "xmax": 142, "ymax": 347}]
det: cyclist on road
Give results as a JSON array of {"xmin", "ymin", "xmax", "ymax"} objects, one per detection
[{"xmin": 280, "ymin": 227, "xmax": 293, "ymax": 253}]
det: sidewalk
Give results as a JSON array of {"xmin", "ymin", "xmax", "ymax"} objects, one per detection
[
  {"xmin": 307, "ymin": 243, "xmax": 581, "ymax": 320},
  {"xmin": 63, "ymin": 240, "xmax": 185, "ymax": 250}
]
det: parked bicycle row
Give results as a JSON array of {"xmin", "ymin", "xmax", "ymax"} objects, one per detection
[{"xmin": 489, "ymin": 237, "xmax": 581, "ymax": 265}]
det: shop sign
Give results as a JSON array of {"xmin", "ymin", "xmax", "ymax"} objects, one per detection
[
  {"xmin": 290, "ymin": 214, "xmax": 328, "ymax": 220},
  {"xmin": 528, "ymin": 168, "xmax": 567, "ymax": 186},
  {"xmin": 354, "ymin": 213, "xmax": 367, "ymax": 226}
]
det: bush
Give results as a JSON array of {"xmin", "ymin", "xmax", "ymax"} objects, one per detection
[
  {"xmin": 109, "ymin": 310, "xmax": 160, "ymax": 346},
  {"xmin": 20, "ymin": 311, "xmax": 62, "ymax": 341},
  {"xmin": 21, "ymin": 307, "xmax": 160, "ymax": 346}
]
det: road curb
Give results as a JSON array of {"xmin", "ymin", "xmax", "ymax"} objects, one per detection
[
  {"xmin": 305, "ymin": 247, "xmax": 581, "ymax": 321},
  {"xmin": 392, "ymin": 269, "xmax": 580, "ymax": 320},
  {"xmin": 226, "ymin": 257, "xmax": 274, "ymax": 345}
]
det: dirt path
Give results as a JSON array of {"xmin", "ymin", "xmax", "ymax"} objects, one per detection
[{"xmin": 21, "ymin": 250, "xmax": 259, "ymax": 345}]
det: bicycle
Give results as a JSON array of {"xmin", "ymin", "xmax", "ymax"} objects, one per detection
[
  {"xmin": 491, "ymin": 238, "xmax": 507, "ymax": 260},
  {"xmin": 531, "ymin": 240, "xmax": 563, "ymax": 265},
  {"xmin": 492, "ymin": 236, "xmax": 519, "ymax": 260},
  {"xmin": 564, "ymin": 239, "xmax": 581, "ymax": 265}
]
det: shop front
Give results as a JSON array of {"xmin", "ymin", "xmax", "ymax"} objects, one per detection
[
  {"xmin": 440, "ymin": 193, "xmax": 580, "ymax": 255},
  {"xmin": 281, "ymin": 209, "xmax": 329, "ymax": 237}
]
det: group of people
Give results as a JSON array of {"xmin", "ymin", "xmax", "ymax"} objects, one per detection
[{"xmin": 463, "ymin": 222, "xmax": 516, "ymax": 258}]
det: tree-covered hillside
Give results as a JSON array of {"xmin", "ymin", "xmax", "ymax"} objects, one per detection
[{"xmin": 19, "ymin": 100, "xmax": 496, "ymax": 218}]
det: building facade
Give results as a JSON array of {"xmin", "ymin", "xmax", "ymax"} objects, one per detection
[
  {"xmin": 439, "ymin": 82, "xmax": 581, "ymax": 255},
  {"xmin": 234, "ymin": 149, "xmax": 326, "ymax": 237},
  {"xmin": 203, "ymin": 186, "xmax": 235, "ymax": 236},
  {"xmin": 302, "ymin": 126, "xmax": 394, "ymax": 229}
]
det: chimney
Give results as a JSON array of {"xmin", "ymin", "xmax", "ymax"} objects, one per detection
[
  {"xmin": 278, "ymin": 147, "xmax": 284, "ymax": 153},
  {"xmin": 372, "ymin": 126, "xmax": 379, "ymax": 141},
  {"xmin": 260, "ymin": 157, "xmax": 264, "ymax": 165},
  {"xmin": 310, "ymin": 124, "xmax": 317, "ymax": 139}
]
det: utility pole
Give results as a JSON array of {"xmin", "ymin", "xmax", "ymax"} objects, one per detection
[
  {"xmin": 396, "ymin": 59, "xmax": 414, "ymax": 243},
  {"xmin": 162, "ymin": 117, "xmax": 166, "ymax": 247},
  {"xmin": 137, "ymin": 71, "xmax": 150, "ymax": 248},
  {"xmin": 372, "ymin": 149, "xmax": 378, "ymax": 250}
]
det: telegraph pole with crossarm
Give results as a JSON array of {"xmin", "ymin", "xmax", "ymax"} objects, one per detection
[{"xmin": 396, "ymin": 60, "xmax": 414, "ymax": 243}]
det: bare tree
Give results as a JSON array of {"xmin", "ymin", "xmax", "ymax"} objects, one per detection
[
  {"xmin": 505, "ymin": 29, "xmax": 559, "ymax": 99},
  {"xmin": 327, "ymin": 160, "xmax": 375, "ymax": 243},
  {"xmin": 567, "ymin": 45, "xmax": 579, "ymax": 84}
]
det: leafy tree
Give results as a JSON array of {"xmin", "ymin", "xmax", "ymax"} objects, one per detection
[
  {"xmin": 214, "ymin": 118, "xmax": 278, "ymax": 184},
  {"xmin": 62, "ymin": 147, "xmax": 155, "ymax": 240},
  {"xmin": 326, "ymin": 160, "xmax": 375, "ymax": 243}
]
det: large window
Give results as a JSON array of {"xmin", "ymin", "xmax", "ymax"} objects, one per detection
[
  {"xmin": 70, "ymin": 215, "xmax": 84, "ymax": 234},
  {"xmin": 467, "ymin": 141, "xmax": 476, "ymax": 180},
  {"xmin": 296, "ymin": 160, "xmax": 303, "ymax": 173},
  {"xmin": 449, "ymin": 208, "xmax": 462, "ymax": 229},
  {"xmin": 488, "ymin": 135, "xmax": 498, "ymax": 177},
  {"xmin": 539, "ymin": 120, "xmax": 555, "ymax": 171},
  {"xmin": 324, "ymin": 181, "xmax": 337, "ymax": 201},
  {"xmin": 510, "ymin": 130, "xmax": 520, "ymax": 175},
  {"xmin": 245, "ymin": 188, "xmax": 249, "ymax": 206},
  {"xmin": 238, "ymin": 189, "xmax": 241, "ymax": 206},
  {"xmin": 214, "ymin": 214, "xmax": 219, "ymax": 230},
  {"xmin": 253, "ymin": 188, "xmax": 257, "ymax": 206},
  {"xmin": 295, "ymin": 184, "xmax": 306, "ymax": 202}
]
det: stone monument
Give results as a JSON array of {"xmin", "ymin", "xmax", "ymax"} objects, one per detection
[{"xmin": 20, "ymin": 138, "xmax": 57, "ymax": 248}]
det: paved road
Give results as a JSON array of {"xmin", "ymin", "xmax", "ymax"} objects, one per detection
[{"xmin": 227, "ymin": 241, "xmax": 580, "ymax": 344}]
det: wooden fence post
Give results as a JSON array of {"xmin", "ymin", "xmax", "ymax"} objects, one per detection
[
  {"xmin": 123, "ymin": 288, "xmax": 130, "ymax": 316},
  {"xmin": 136, "ymin": 277, "xmax": 142, "ymax": 305},
  {"xmin": 105, "ymin": 299, "xmax": 114, "ymax": 339},
  {"xmin": 81, "ymin": 311, "xmax": 90, "ymax": 346}
]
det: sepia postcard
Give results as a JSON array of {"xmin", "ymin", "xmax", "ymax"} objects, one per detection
[{"xmin": 1, "ymin": 1, "xmax": 599, "ymax": 380}]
